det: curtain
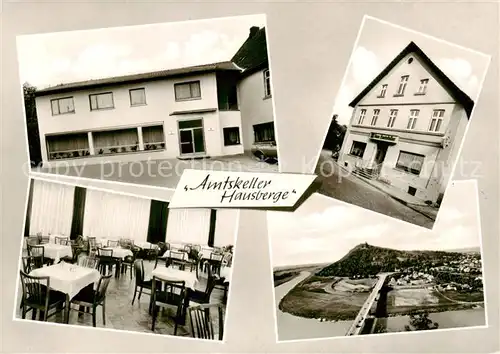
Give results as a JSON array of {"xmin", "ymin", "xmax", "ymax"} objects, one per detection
[
  {"xmin": 147, "ymin": 200, "xmax": 169, "ymax": 244},
  {"xmin": 83, "ymin": 189, "xmax": 151, "ymax": 242},
  {"xmin": 29, "ymin": 179, "xmax": 75, "ymax": 236},
  {"xmin": 213, "ymin": 209, "xmax": 237, "ymax": 247},
  {"xmin": 47, "ymin": 133, "xmax": 89, "ymax": 153},
  {"xmin": 93, "ymin": 128, "xmax": 138, "ymax": 148},
  {"xmin": 70, "ymin": 186, "xmax": 87, "ymax": 239},
  {"xmin": 165, "ymin": 209, "xmax": 211, "ymax": 245},
  {"xmin": 208, "ymin": 209, "xmax": 217, "ymax": 247},
  {"xmin": 396, "ymin": 151, "xmax": 425, "ymax": 174},
  {"xmin": 143, "ymin": 126, "xmax": 165, "ymax": 144},
  {"xmin": 24, "ymin": 179, "xmax": 35, "ymax": 236}
]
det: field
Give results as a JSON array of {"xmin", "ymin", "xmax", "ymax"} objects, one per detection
[
  {"xmin": 278, "ymin": 275, "xmax": 374, "ymax": 321},
  {"xmin": 386, "ymin": 287, "xmax": 483, "ymax": 315}
]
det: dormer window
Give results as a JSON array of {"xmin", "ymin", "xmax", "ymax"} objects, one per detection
[
  {"xmin": 378, "ymin": 84, "xmax": 388, "ymax": 98},
  {"xmin": 395, "ymin": 75, "xmax": 409, "ymax": 96},
  {"xmin": 416, "ymin": 79, "xmax": 429, "ymax": 95}
]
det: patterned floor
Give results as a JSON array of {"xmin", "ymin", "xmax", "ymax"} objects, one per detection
[{"xmin": 14, "ymin": 259, "xmax": 226, "ymax": 339}]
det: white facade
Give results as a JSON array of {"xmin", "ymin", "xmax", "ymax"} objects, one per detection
[
  {"xmin": 338, "ymin": 51, "xmax": 470, "ymax": 204},
  {"xmin": 35, "ymin": 70, "xmax": 244, "ymax": 166},
  {"xmin": 238, "ymin": 68, "xmax": 275, "ymax": 151}
]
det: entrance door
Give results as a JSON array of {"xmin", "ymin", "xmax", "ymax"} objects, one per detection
[
  {"xmin": 178, "ymin": 119, "xmax": 206, "ymax": 155},
  {"xmin": 374, "ymin": 143, "xmax": 388, "ymax": 165}
]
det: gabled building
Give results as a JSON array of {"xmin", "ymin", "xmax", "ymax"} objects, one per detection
[
  {"xmin": 338, "ymin": 42, "xmax": 474, "ymax": 204},
  {"xmin": 33, "ymin": 26, "xmax": 274, "ymax": 166},
  {"xmin": 231, "ymin": 26, "xmax": 276, "ymax": 158}
]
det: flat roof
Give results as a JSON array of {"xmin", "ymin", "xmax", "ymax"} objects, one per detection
[{"xmin": 35, "ymin": 61, "xmax": 241, "ymax": 97}]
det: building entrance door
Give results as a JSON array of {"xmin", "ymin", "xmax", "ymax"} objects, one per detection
[
  {"xmin": 374, "ymin": 143, "xmax": 388, "ymax": 165},
  {"xmin": 178, "ymin": 119, "xmax": 206, "ymax": 155}
]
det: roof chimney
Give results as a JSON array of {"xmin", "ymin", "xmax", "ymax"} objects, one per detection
[{"xmin": 249, "ymin": 26, "xmax": 260, "ymax": 38}]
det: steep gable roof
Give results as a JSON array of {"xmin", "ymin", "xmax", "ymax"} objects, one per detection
[
  {"xmin": 35, "ymin": 61, "xmax": 240, "ymax": 97},
  {"xmin": 231, "ymin": 26, "xmax": 268, "ymax": 76},
  {"xmin": 348, "ymin": 41, "xmax": 475, "ymax": 117}
]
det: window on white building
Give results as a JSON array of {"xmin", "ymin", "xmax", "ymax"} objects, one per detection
[
  {"xmin": 396, "ymin": 151, "xmax": 425, "ymax": 175},
  {"xmin": 129, "ymin": 88, "xmax": 146, "ymax": 106},
  {"xmin": 263, "ymin": 69, "xmax": 271, "ymax": 97},
  {"xmin": 395, "ymin": 75, "xmax": 409, "ymax": 96},
  {"xmin": 429, "ymin": 110, "xmax": 445, "ymax": 132},
  {"xmin": 349, "ymin": 141, "xmax": 366, "ymax": 158},
  {"xmin": 51, "ymin": 97, "xmax": 75, "ymax": 115},
  {"xmin": 357, "ymin": 109, "xmax": 367, "ymax": 124},
  {"xmin": 371, "ymin": 109, "xmax": 380, "ymax": 126},
  {"xmin": 407, "ymin": 109, "xmax": 419, "ymax": 130},
  {"xmin": 378, "ymin": 84, "xmax": 388, "ymax": 98},
  {"xmin": 387, "ymin": 109, "xmax": 398, "ymax": 128},
  {"xmin": 174, "ymin": 81, "xmax": 201, "ymax": 101},
  {"xmin": 253, "ymin": 122, "xmax": 275, "ymax": 143},
  {"xmin": 89, "ymin": 92, "xmax": 114, "ymax": 110},
  {"xmin": 46, "ymin": 133, "xmax": 90, "ymax": 160},
  {"xmin": 417, "ymin": 79, "xmax": 429, "ymax": 95},
  {"xmin": 223, "ymin": 127, "xmax": 241, "ymax": 146},
  {"xmin": 142, "ymin": 125, "xmax": 165, "ymax": 150}
]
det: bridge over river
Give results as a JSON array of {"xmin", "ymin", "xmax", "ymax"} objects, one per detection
[{"xmin": 345, "ymin": 273, "xmax": 392, "ymax": 336}]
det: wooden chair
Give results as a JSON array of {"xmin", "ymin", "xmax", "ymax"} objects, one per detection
[
  {"xmin": 19, "ymin": 270, "xmax": 66, "ymax": 321},
  {"xmin": 88, "ymin": 237, "xmax": 98, "ymax": 256},
  {"xmin": 189, "ymin": 266, "xmax": 216, "ymax": 304},
  {"xmin": 121, "ymin": 254, "xmax": 135, "ymax": 279},
  {"xmin": 70, "ymin": 273, "xmax": 112, "ymax": 327},
  {"xmin": 78, "ymin": 255, "xmax": 100, "ymax": 269},
  {"xmin": 151, "ymin": 277, "xmax": 187, "ymax": 334},
  {"xmin": 107, "ymin": 240, "xmax": 119, "ymax": 248},
  {"xmin": 39, "ymin": 236, "xmax": 50, "ymax": 244},
  {"xmin": 96, "ymin": 248, "xmax": 115, "ymax": 274},
  {"xmin": 204, "ymin": 252, "xmax": 223, "ymax": 275},
  {"xmin": 26, "ymin": 236, "xmax": 39, "ymax": 247},
  {"xmin": 54, "ymin": 236, "xmax": 68, "ymax": 245},
  {"xmin": 27, "ymin": 245, "xmax": 45, "ymax": 268},
  {"xmin": 132, "ymin": 260, "xmax": 158, "ymax": 309},
  {"xmin": 168, "ymin": 251, "xmax": 193, "ymax": 271},
  {"xmin": 188, "ymin": 303, "xmax": 224, "ymax": 340}
]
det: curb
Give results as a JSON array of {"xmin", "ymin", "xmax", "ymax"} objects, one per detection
[{"xmin": 331, "ymin": 159, "xmax": 437, "ymax": 222}]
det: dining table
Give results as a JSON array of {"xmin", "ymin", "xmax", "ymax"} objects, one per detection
[
  {"xmin": 29, "ymin": 262, "xmax": 101, "ymax": 323},
  {"xmin": 41, "ymin": 243, "xmax": 72, "ymax": 264}
]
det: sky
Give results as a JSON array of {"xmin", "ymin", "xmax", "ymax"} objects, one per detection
[
  {"xmin": 16, "ymin": 14, "xmax": 266, "ymax": 89},
  {"xmin": 267, "ymin": 180, "xmax": 482, "ymax": 268},
  {"xmin": 333, "ymin": 17, "xmax": 491, "ymax": 125}
]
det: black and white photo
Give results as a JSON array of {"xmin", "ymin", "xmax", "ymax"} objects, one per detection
[
  {"xmin": 18, "ymin": 15, "xmax": 278, "ymax": 188},
  {"xmin": 15, "ymin": 177, "xmax": 236, "ymax": 340},
  {"xmin": 268, "ymin": 180, "xmax": 487, "ymax": 342},
  {"xmin": 314, "ymin": 16, "xmax": 490, "ymax": 229}
]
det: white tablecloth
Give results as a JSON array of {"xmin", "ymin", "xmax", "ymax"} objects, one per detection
[
  {"xmin": 42, "ymin": 244, "xmax": 72, "ymax": 263},
  {"xmin": 135, "ymin": 241, "xmax": 153, "ymax": 249},
  {"xmin": 30, "ymin": 262, "xmax": 101, "ymax": 299},
  {"xmin": 102, "ymin": 247, "xmax": 133, "ymax": 259},
  {"xmin": 151, "ymin": 267, "xmax": 199, "ymax": 290},
  {"xmin": 220, "ymin": 266, "xmax": 232, "ymax": 282}
]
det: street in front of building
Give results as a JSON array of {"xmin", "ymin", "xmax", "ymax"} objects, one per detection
[{"xmin": 315, "ymin": 153, "xmax": 434, "ymax": 229}]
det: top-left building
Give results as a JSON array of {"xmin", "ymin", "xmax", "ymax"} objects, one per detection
[{"xmin": 32, "ymin": 26, "xmax": 275, "ymax": 166}]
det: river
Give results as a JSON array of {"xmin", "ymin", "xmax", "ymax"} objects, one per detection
[
  {"xmin": 275, "ymin": 271, "xmax": 486, "ymax": 341},
  {"xmin": 275, "ymin": 271, "xmax": 352, "ymax": 341}
]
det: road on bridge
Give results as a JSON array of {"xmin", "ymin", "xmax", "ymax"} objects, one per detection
[{"xmin": 345, "ymin": 273, "xmax": 391, "ymax": 336}]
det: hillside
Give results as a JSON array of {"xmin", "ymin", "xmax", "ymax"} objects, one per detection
[{"xmin": 316, "ymin": 243, "xmax": 464, "ymax": 278}]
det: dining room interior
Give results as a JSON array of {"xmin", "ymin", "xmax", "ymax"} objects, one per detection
[{"xmin": 15, "ymin": 177, "xmax": 237, "ymax": 340}]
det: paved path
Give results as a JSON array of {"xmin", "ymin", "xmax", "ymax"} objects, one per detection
[
  {"xmin": 315, "ymin": 155, "xmax": 434, "ymax": 229},
  {"xmin": 345, "ymin": 273, "xmax": 389, "ymax": 336}
]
